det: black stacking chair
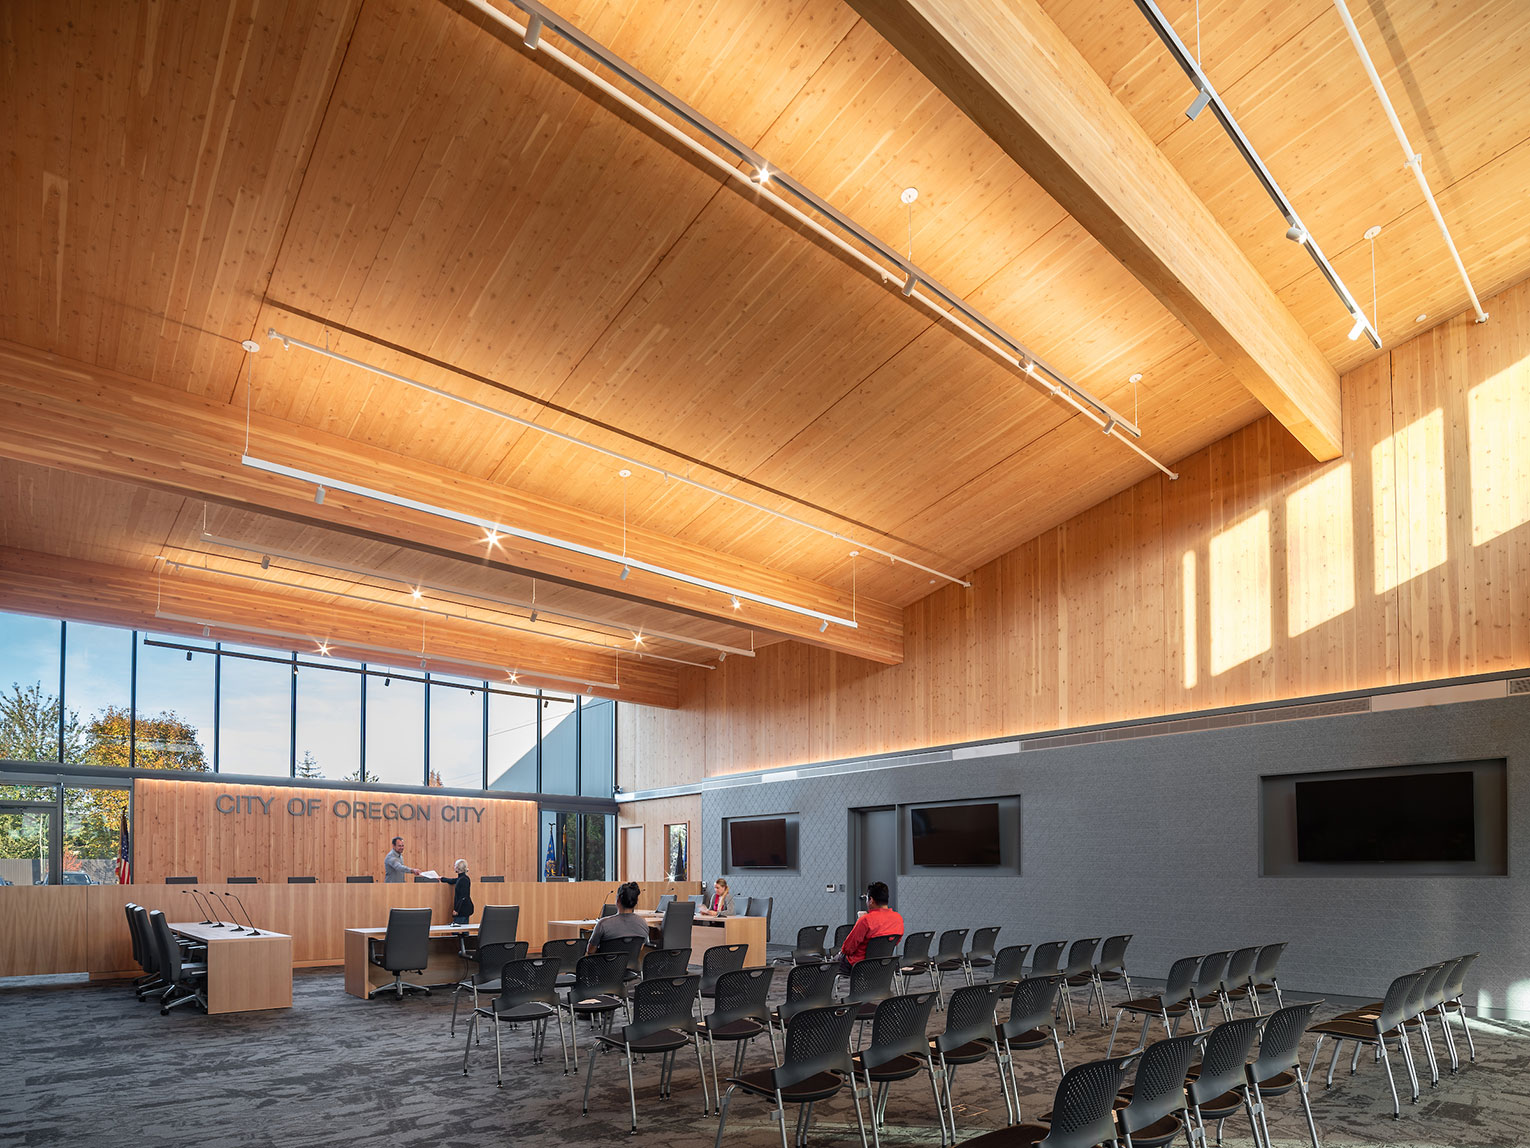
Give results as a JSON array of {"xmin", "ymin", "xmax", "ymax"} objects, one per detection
[
  {"xmin": 1093, "ymin": 934, "xmax": 1134, "ymax": 1005},
  {"xmin": 995, "ymin": 975, "xmax": 1067, "ymax": 1121},
  {"xmin": 787, "ymin": 924, "xmax": 830, "ymax": 966},
  {"xmin": 1249, "ymin": 941, "xmax": 1288, "ymax": 1013},
  {"xmin": 449, "ymin": 940, "xmax": 528, "ymax": 1036},
  {"xmin": 564, "ymin": 951, "xmax": 632, "ymax": 1072},
  {"xmin": 461, "ymin": 956, "xmax": 568, "ymax": 1083},
  {"xmin": 699, "ymin": 943, "xmax": 749, "ymax": 1005},
  {"xmin": 1184, "ymin": 1016, "xmax": 1264, "ymax": 1147},
  {"xmin": 895, "ymin": 931, "xmax": 937, "ymax": 995},
  {"xmin": 1030, "ymin": 940, "xmax": 1067, "ymax": 977},
  {"xmin": 852, "ymin": 990, "xmax": 943, "ymax": 1148},
  {"xmin": 843, "ymin": 956, "xmax": 898, "ymax": 1040},
  {"xmin": 1246, "ymin": 1001, "xmax": 1323, "ymax": 1148},
  {"xmin": 930, "ymin": 980, "xmax": 1009, "ymax": 1137},
  {"xmin": 1221, "ymin": 946, "xmax": 1261, "ymax": 1016},
  {"xmin": 959, "ymin": 1053, "xmax": 1139, "ymax": 1148},
  {"xmin": 148, "ymin": 909, "xmax": 207, "ymax": 1015},
  {"xmin": 746, "ymin": 896, "xmax": 773, "ymax": 941},
  {"xmin": 540, "ymin": 936, "xmax": 582, "ymax": 988},
  {"xmin": 864, "ymin": 934, "xmax": 901, "ymax": 960},
  {"xmin": 962, "ymin": 926, "xmax": 1003, "ymax": 985},
  {"xmin": 1308, "ymin": 968, "xmax": 1423, "ymax": 1117},
  {"xmin": 368, "ymin": 907, "xmax": 432, "ymax": 999},
  {"xmin": 1059, "ymin": 937, "xmax": 1101, "ymax": 1032},
  {"xmin": 993, "ymin": 944, "xmax": 1032, "ymax": 984},
  {"xmin": 582, "ymin": 975, "xmax": 707, "ymax": 1132},
  {"xmin": 597, "ymin": 932, "xmax": 647, "ymax": 985},
  {"xmin": 930, "ymin": 928, "xmax": 970, "ymax": 1005},
  {"xmin": 662, "ymin": 900, "xmax": 696, "ymax": 951},
  {"xmin": 641, "ymin": 947, "xmax": 692, "ymax": 982},
  {"xmin": 830, "ymin": 922, "xmax": 855, "ymax": 960},
  {"xmin": 772, "ymin": 960, "xmax": 838, "ymax": 1038},
  {"xmin": 698, "ymin": 967, "xmax": 779, "ymax": 1103},
  {"xmin": 713, "ymin": 1003, "xmax": 867, "ymax": 1148},
  {"xmin": 1114, "ymin": 1031, "xmax": 1203, "ymax": 1148},
  {"xmin": 1189, "ymin": 950, "xmax": 1234, "ymax": 1028},
  {"xmin": 1108, "ymin": 955, "xmax": 1202, "ymax": 1055},
  {"xmin": 1429, "ymin": 952, "xmax": 1480, "ymax": 1066}
]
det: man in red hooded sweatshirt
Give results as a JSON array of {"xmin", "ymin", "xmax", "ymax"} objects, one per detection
[{"xmin": 837, "ymin": 881, "xmax": 903, "ymax": 975}]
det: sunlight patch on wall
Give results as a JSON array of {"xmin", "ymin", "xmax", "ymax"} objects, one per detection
[
  {"xmin": 1210, "ymin": 510, "xmax": 1271, "ymax": 676},
  {"xmin": 1287, "ymin": 463, "xmax": 1355, "ymax": 637},
  {"xmin": 1469, "ymin": 366, "xmax": 1530, "ymax": 545},
  {"xmin": 1373, "ymin": 408, "xmax": 1447, "ymax": 593}
]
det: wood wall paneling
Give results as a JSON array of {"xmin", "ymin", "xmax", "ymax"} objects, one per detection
[{"xmin": 618, "ymin": 795, "xmax": 703, "ymax": 893}]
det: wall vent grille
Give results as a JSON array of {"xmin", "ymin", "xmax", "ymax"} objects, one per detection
[{"xmin": 1509, "ymin": 677, "xmax": 1530, "ymax": 696}]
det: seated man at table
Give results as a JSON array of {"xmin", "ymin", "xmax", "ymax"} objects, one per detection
[
  {"xmin": 697, "ymin": 875, "xmax": 734, "ymax": 917},
  {"xmin": 837, "ymin": 881, "xmax": 903, "ymax": 976},
  {"xmin": 586, "ymin": 881, "xmax": 648, "ymax": 954}
]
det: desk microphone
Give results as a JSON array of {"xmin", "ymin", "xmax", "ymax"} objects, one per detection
[
  {"xmin": 208, "ymin": 890, "xmax": 246, "ymax": 932},
  {"xmin": 186, "ymin": 889, "xmax": 219, "ymax": 925},
  {"xmin": 227, "ymin": 892, "xmax": 260, "ymax": 935}
]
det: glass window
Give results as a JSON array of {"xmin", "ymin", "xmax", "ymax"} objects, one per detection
[
  {"xmin": 581, "ymin": 813, "xmax": 612, "ymax": 882},
  {"xmin": 134, "ymin": 635, "xmax": 213, "ymax": 771},
  {"xmin": 63, "ymin": 622, "xmax": 133, "ymax": 766},
  {"xmin": 295, "ymin": 657, "xmax": 362, "ymax": 781},
  {"xmin": 364, "ymin": 668, "xmax": 424, "ymax": 787},
  {"xmin": 538, "ymin": 809, "xmax": 578, "ymax": 880},
  {"xmin": 0, "ymin": 809, "xmax": 54, "ymax": 885},
  {"xmin": 487, "ymin": 690, "xmax": 538, "ymax": 792},
  {"xmin": 579, "ymin": 695, "xmax": 615, "ymax": 797},
  {"xmin": 0, "ymin": 613, "xmax": 64, "ymax": 763},
  {"xmin": 217, "ymin": 646, "xmax": 294, "ymax": 778},
  {"xmin": 540, "ymin": 692, "xmax": 577, "ymax": 795},
  {"xmin": 62, "ymin": 786, "xmax": 130, "ymax": 884},
  {"xmin": 429, "ymin": 675, "xmax": 484, "ymax": 789},
  {"xmin": 665, "ymin": 823, "xmax": 689, "ymax": 881}
]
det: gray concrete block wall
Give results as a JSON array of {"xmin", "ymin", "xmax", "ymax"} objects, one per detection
[{"xmin": 701, "ymin": 693, "xmax": 1530, "ymax": 1019}]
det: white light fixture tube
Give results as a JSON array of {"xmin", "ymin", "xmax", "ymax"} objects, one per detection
[
  {"xmin": 240, "ymin": 454, "xmax": 859, "ymax": 630},
  {"xmin": 1330, "ymin": 0, "xmax": 1488, "ymax": 324}
]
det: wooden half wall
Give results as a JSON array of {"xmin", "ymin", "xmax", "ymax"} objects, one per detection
[
  {"xmin": 620, "ymin": 278, "xmax": 1530, "ymax": 782},
  {"xmin": 133, "ymin": 778, "xmax": 537, "ymax": 885}
]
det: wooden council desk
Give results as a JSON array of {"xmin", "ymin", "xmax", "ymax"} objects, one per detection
[
  {"xmin": 170, "ymin": 921, "xmax": 293, "ymax": 1013},
  {"xmin": 342, "ymin": 923, "xmax": 479, "ymax": 998},
  {"xmin": 546, "ymin": 914, "xmax": 767, "ymax": 965}
]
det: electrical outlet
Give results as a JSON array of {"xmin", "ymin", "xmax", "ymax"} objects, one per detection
[{"xmin": 825, "ymin": 883, "xmax": 834, "ymax": 892}]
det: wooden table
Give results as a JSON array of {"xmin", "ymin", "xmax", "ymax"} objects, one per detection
[
  {"xmin": 342, "ymin": 923, "xmax": 479, "ymax": 998},
  {"xmin": 170, "ymin": 921, "xmax": 293, "ymax": 1014},
  {"xmin": 546, "ymin": 914, "xmax": 768, "ymax": 965}
]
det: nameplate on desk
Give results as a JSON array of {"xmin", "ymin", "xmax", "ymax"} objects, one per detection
[{"xmin": 212, "ymin": 792, "xmax": 485, "ymax": 823}]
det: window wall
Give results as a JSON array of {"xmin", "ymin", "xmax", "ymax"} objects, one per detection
[{"xmin": 0, "ymin": 610, "xmax": 617, "ymax": 796}]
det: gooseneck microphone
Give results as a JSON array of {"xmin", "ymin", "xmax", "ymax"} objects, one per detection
[
  {"xmin": 227, "ymin": 892, "xmax": 260, "ymax": 936},
  {"xmin": 208, "ymin": 890, "xmax": 245, "ymax": 933},
  {"xmin": 189, "ymin": 889, "xmax": 220, "ymax": 926}
]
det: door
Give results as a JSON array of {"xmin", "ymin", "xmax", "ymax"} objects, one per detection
[
  {"xmin": 850, "ymin": 806, "xmax": 898, "ymax": 918},
  {"xmin": 622, "ymin": 825, "xmax": 644, "ymax": 881}
]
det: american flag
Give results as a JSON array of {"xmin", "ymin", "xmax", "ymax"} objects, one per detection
[{"xmin": 115, "ymin": 812, "xmax": 131, "ymax": 884}]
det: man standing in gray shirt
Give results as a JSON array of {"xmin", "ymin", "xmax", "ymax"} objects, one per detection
[{"xmin": 384, "ymin": 836, "xmax": 420, "ymax": 883}]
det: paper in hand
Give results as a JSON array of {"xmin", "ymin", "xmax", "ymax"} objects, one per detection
[{"xmin": 419, "ymin": 869, "xmax": 441, "ymax": 880}]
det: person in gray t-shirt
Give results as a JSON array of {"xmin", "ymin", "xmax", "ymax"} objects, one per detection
[{"xmin": 586, "ymin": 881, "xmax": 650, "ymax": 954}]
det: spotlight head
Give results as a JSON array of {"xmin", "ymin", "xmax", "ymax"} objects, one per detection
[
  {"xmin": 619, "ymin": 565, "xmax": 629, "ymax": 581},
  {"xmin": 260, "ymin": 554, "xmax": 271, "ymax": 570},
  {"xmin": 819, "ymin": 619, "xmax": 829, "ymax": 633},
  {"xmin": 729, "ymin": 595, "xmax": 741, "ymax": 611},
  {"xmin": 1285, "ymin": 225, "xmax": 1307, "ymax": 244},
  {"xmin": 384, "ymin": 676, "xmax": 391, "ymax": 687},
  {"xmin": 1347, "ymin": 315, "xmax": 1367, "ymax": 341},
  {"xmin": 411, "ymin": 586, "xmax": 422, "ymax": 600},
  {"xmin": 528, "ymin": 610, "xmax": 538, "ymax": 624},
  {"xmin": 314, "ymin": 485, "xmax": 326, "ymax": 505},
  {"xmin": 185, "ymin": 650, "xmax": 192, "ymax": 662}
]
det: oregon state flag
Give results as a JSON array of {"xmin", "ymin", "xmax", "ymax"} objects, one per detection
[{"xmin": 543, "ymin": 822, "xmax": 558, "ymax": 879}]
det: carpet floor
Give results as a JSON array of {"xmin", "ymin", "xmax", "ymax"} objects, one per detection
[{"xmin": 1, "ymin": 961, "xmax": 1524, "ymax": 1148}]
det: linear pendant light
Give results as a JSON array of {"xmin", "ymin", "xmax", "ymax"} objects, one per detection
[{"xmin": 240, "ymin": 454, "xmax": 859, "ymax": 630}]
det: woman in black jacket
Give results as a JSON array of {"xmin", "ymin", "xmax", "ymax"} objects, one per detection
[{"xmin": 439, "ymin": 858, "xmax": 474, "ymax": 925}]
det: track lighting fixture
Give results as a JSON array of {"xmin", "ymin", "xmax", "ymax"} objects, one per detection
[
  {"xmin": 1285, "ymin": 225, "xmax": 1308, "ymax": 244},
  {"xmin": 315, "ymin": 486, "xmax": 325, "ymax": 505},
  {"xmin": 260, "ymin": 554, "xmax": 271, "ymax": 570},
  {"xmin": 185, "ymin": 650, "xmax": 192, "ymax": 662},
  {"xmin": 619, "ymin": 565, "xmax": 629, "ymax": 580}
]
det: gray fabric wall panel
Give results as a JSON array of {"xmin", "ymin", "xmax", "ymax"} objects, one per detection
[{"xmin": 702, "ymin": 692, "xmax": 1530, "ymax": 1019}]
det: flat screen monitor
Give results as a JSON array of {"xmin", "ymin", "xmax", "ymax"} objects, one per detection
[
  {"xmin": 911, "ymin": 802, "xmax": 1002, "ymax": 866},
  {"xmin": 1295, "ymin": 770, "xmax": 1475, "ymax": 863},
  {"xmin": 730, "ymin": 818, "xmax": 790, "ymax": 868}
]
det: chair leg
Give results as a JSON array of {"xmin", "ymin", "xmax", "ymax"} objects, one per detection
[
  {"xmin": 1376, "ymin": 1041, "xmax": 1402, "ymax": 1118},
  {"xmin": 625, "ymin": 1042, "xmax": 639, "ymax": 1132},
  {"xmin": 928, "ymin": 1057, "xmax": 950, "ymax": 1146},
  {"xmin": 1052, "ymin": 1028, "xmax": 1066, "ymax": 1077},
  {"xmin": 849, "ymin": 1070, "xmax": 870, "ymax": 1148},
  {"xmin": 1395, "ymin": 1029, "xmax": 1420, "ymax": 1103},
  {"xmin": 1435, "ymin": 1009, "xmax": 1460, "ymax": 1073},
  {"xmin": 494, "ymin": 1017, "xmax": 504, "ymax": 1087},
  {"xmin": 1293, "ymin": 1064, "xmax": 1322, "ymax": 1148},
  {"xmin": 461, "ymin": 1011, "xmax": 476, "ymax": 1075},
  {"xmin": 694, "ymin": 1033, "xmax": 710, "ymax": 1116},
  {"xmin": 581, "ymin": 1042, "xmax": 600, "ymax": 1115},
  {"xmin": 774, "ymin": 1089, "xmax": 791, "ymax": 1148},
  {"xmin": 712, "ymin": 1085, "xmax": 737, "ymax": 1148},
  {"xmin": 1415, "ymin": 1016, "xmax": 1441, "ymax": 1086},
  {"xmin": 1452, "ymin": 999, "xmax": 1477, "ymax": 1062},
  {"xmin": 1107, "ymin": 1008, "xmax": 1125, "ymax": 1056}
]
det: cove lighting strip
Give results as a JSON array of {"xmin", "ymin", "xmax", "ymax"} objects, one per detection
[
  {"xmin": 449, "ymin": 0, "xmax": 1179, "ymax": 481},
  {"xmin": 1133, "ymin": 0, "xmax": 1382, "ymax": 349},
  {"xmin": 152, "ymin": 611, "xmax": 619, "ymax": 691},
  {"xmin": 240, "ymin": 454, "xmax": 858, "ymax": 631},
  {"xmin": 198, "ymin": 532, "xmax": 757, "ymax": 658},
  {"xmin": 267, "ymin": 328, "xmax": 970, "ymax": 588}
]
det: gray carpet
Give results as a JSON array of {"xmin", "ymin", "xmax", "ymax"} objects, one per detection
[{"xmin": 1, "ymin": 963, "xmax": 1524, "ymax": 1148}]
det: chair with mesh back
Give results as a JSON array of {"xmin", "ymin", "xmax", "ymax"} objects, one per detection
[
  {"xmin": 863, "ymin": 934, "xmax": 901, "ymax": 960},
  {"xmin": 1114, "ymin": 1031, "xmax": 1202, "ymax": 1148},
  {"xmin": 1221, "ymin": 946, "xmax": 1261, "ymax": 1017},
  {"xmin": 1188, "ymin": 950, "xmax": 1234, "ymax": 1028},
  {"xmin": 540, "ymin": 936, "xmax": 582, "ymax": 988},
  {"xmin": 995, "ymin": 975, "xmax": 1067, "ymax": 1122},
  {"xmin": 641, "ymin": 947, "xmax": 692, "ymax": 982},
  {"xmin": 1108, "ymin": 955, "xmax": 1203, "ymax": 1055},
  {"xmin": 1245, "ymin": 1001, "xmax": 1323, "ymax": 1148},
  {"xmin": 462, "ymin": 956, "xmax": 568, "ymax": 1083},
  {"xmin": 1410, "ymin": 962, "xmax": 1453, "ymax": 1085},
  {"xmin": 930, "ymin": 980, "xmax": 1009, "ymax": 1137},
  {"xmin": 699, "ymin": 943, "xmax": 749, "ymax": 1006},
  {"xmin": 1030, "ymin": 941, "xmax": 1066, "ymax": 978},
  {"xmin": 772, "ymin": 960, "xmax": 838, "ymax": 1038},
  {"xmin": 1059, "ymin": 937, "xmax": 1101, "ymax": 1032},
  {"xmin": 852, "ymin": 990, "xmax": 943, "ymax": 1148},
  {"xmin": 895, "ymin": 931, "xmax": 937, "ymax": 995},
  {"xmin": 368, "ymin": 907, "xmax": 433, "ymax": 1000},
  {"xmin": 713, "ymin": 1002, "xmax": 867, "ymax": 1148},
  {"xmin": 1308, "ymin": 968, "xmax": 1424, "ymax": 1117},
  {"xmin": 959, "ymin": 1053, "xmax": 1140, "ymax": 1148},
  {"xmin": 843, "ymin": 956, "xmax": 898, "ymax": 1042},
  {"xmin": 1327, "ymin": 963, "xmax": 1444, "ymax": 1091},
  {"xmin": 787, "ymin": 925, "xmax": 829, "ymax": 966},
  {"xmin": 830, "ymin": 922, "xmax": 855, "ymax": 960},
  {"xmin": 450, "ymin": 939, "xmax": 529, "ymax": 1036},
  {"xmin": 1184, "ymin": 1016, "xmax": 1264, "ymax": 1148},
  {"xmin": 699, "ymin": 967, "xmax": 779, "ymax": 1104},
  {"xmin": 1428, "ymin": 952, "xmax": 1480, "ymax": 1067},
  {"xmin": 930, "ymin": 928, "xmax": 970, "ymax": 1006},
  {"xmin": 597, "ymin": 932, "xmax": 648, "ymax": 985},
  {"xmin": 963, "ymin": 927, "xmax": 1003, "ymax": 986},
  {"xmin": 582, "ymin": 974, "xmax": 707, "ymax": 1131},
  {"xmin": 993, "ymin": 944, "xmax": 1032, "ymax": 984},
  {"xmin": 563, "ymin": 951, "xmax": 631, "ymax": 1072},
  {"xmin": 1249, "ymin": 942, "xmax": 1288, "ymax": 1013},
  {"xmin": 1092, "ymin": 933, "xmax": 1134, "ymax": 1014}
]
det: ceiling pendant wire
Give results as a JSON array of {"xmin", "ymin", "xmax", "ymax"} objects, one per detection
[
  {"xmin": 1194, "ymin": 0, "xmax": 1201, "ymax": 67},
  {"xmin": 850, "ymin": 550, "xmax": 858, "ymax": 625},
  {"xmin": 1370, "ymin": 231, "xmax": 1379, "ymax": 337}
]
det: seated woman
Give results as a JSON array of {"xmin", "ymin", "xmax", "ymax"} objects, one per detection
[{"xmin": 697, "ymin": 875, "xmax": 734, "ymax": 917}]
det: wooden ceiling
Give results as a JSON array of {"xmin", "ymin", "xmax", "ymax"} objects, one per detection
[{"xmin": 2, "ymin": 0, "xmax": 1525, "ymax": 707}]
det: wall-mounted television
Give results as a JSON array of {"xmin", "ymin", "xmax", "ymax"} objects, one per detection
[
  {"xmin": 1295, "ymin": 770, "xmax": 1475, "ymax": 863},
  {"xmin": 729, "ymin": 817, "xmax": 790, "ymax": 868},
  {"xmin": 910, "ymin": 802, "xmax": 1002, "ymax": 866}
]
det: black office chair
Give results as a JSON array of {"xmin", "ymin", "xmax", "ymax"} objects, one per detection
[
  {"xmin": 148, "ymin": 909, "xmax": 207, "ymax": 1015},
  {"xmin": 600, "ymin": 902, "xmax": 618, "ymax": 918},
  {"xmin": 164, "ymin": 876, "xmax": 198, "ymax": 885},
  {"xmin": 785, "ymin": 924, "xmax": 829, "ymax": 966},
  {"xmin": 661, "ymin": 900, "xmax": 696, "ymax": 951},
  {"xmin": 478, "ymin": 875, "xmax": 505, "ymax": 883},
  {"xmin": 346, "ymin": 875, "xmax": 374, "ymax": 884},
  {"xmin": 744, "ymin": 896, "xmax": 773, "ymax": 942},
  {"xmin": 287, "ymin": 875, "xmax": 317, "ymax": 884},
  {"xmin": 369, "ymin": 907, "xmax": 433, "ymax": 999},
  {"xmin": 226, "ymin": 876, "xmax": 257, "ymax": 884},
  {"xmin": 471, "ymin": 904, "xmax": 519, "ymax": 955}
]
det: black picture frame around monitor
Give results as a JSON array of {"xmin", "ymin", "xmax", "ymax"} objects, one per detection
[
  {"xmin": 910, "ymin": 801, "xmax": 1002, "ymax": 867},
  {"xmin": 729, "ymin": 817, "xmax": 790, "ymax": 868},
  {"xmin": 1295, "ymin": 770, "xmax": 1476, "ymax": 863}
]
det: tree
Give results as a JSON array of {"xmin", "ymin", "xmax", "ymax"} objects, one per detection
[
  {"xmin": 296, "ymin": 750, "xmax": 323, "ymax": 779},
  {"xmin": 0, "ymin": 681, "xmax": 83, "ymax": 766}
]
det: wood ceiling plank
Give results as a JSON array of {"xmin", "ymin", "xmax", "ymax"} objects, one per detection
[{"xmin": 847, "ymin": 0, "xmax": 1344, "ymax": 460}]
